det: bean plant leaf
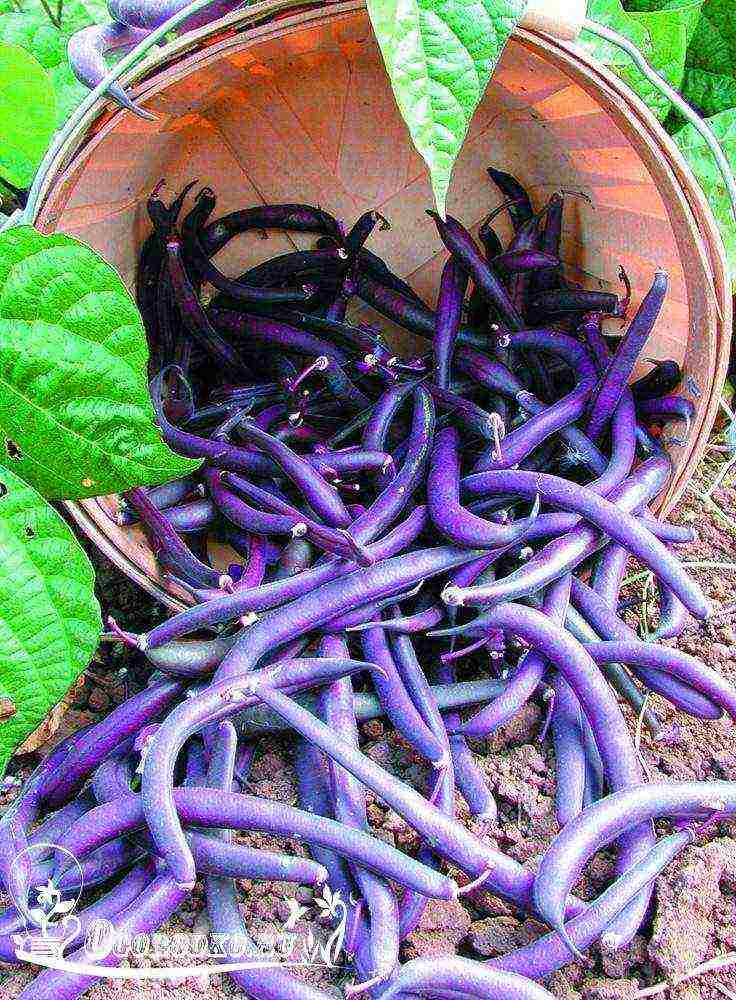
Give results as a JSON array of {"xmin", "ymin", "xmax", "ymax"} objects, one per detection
[
  {"xmin": 673, "ymin": 107, "xmax": 736, "ymax": 273},
  {"xmin": 680, "ymin": 0, "xmax": 736, "ymax": 116},
  {"xmin": 0, "ymin": 42, "xmax": 56, "ymax": 188},
  {"xmin": 366, "ymin": 0, "xmax": 528, "ymax": 216},
  {"xmin": 0, "ymin": 226, "xmax": 199, "ymax": 499},
  {"xmin": 0, "ymin": 461, "xmax": 101, "ymax": 776},
  {"xmin": 583, "ymin": 0, "xmax": 652, "ymax": 70},
  {"xmin": 623, "ymin": 0, "xmax": 705, "ymax": 121},
  {"xmin": 0, "ymin": 0, "xmax": 110, "ymax": 126}
]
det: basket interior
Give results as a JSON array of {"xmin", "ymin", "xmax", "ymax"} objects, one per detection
[{"xmin": 38, "ymin": 4, "xmax": 727, "ymax": 607}]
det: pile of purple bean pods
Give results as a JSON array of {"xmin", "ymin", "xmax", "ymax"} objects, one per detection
[{"xmin": 2, "ymin": 168, "xmax": 735, "ymax": 1000}]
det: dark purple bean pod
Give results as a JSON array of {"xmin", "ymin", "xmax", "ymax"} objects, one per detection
[
  {"xmin": 109, "ymin": 0, "xmax": 243, "ymax": 30},
  {"xmin": 240, "ymin": 247, "xmax": 348, "ymax": 286},
  {"xmin": 533, "ymin": 192, "xmax": 565, "ymax": 294},
  {"xmin": 437, "ymin": 657, "xmax": 497, "ymax": 823},
  {"xmin": 653, "ymin": 580, "xmax": 691, "ymax": 640},
  {"xmin": 235, "ymin": 679, "xmax": 505, "ymax": 738},
  {"xmin": 533, "ymin": 780, "xmax": 736, "ymax": 961},
  {"xmin": 530, "ymin": 288, "xmax": 622, "ymax": 318},
  {"xmin": 387, "ymin": 630, "xmax": 454, "ymax": 853},
  {"xmin": 256, "ymin": 686, "xmax": 586, "ymax": 917},
  {"xmin": 549, "ymin": 673, "xmax": 588, "ymax": 826},
  {"xmin": 455, "ymin": 347, "xmax": 608, "ymax": 477},
  {"xmin": 428, "ymin": 427, "xmax": 540, "ymax": 549},
  {"xmin": 348, "ymin": 604, "xmax": 445, "ymax": 634},
  {"xmin": 145, "ymin": 635, "xmax": 240, "ymax": 677},
  {"xmin": 124, "ymin": 487, "xmax": 232, "ymax": 591},
  {"xmin": 456, "ymin": 460, "xmax": 712, "ymax": 619},
  {"xmin": 210, "ymin": 309, "xmax": 351, "ymax": 362},
  {"xmin": 493, "ymin": 249, "xmax": 560, "ymax": 274},
  {"xmin": 630, "ymin": 360, "xmax": 682, "ymax": 401},
  {"xmin": 41, "ymin": 678, "xmax": 184, "ymax": 810},
  {"xmin": 181, "ymin": 188, "xmax": 313, "ymax": 305},
  {"xmin": 586, "ymin": 641, "xmax": 736, "ymax": 720},
  {"xmin": 458, "ymin": 575, "xmax": 571, "ymax": 740},
  {"xmin": 345, "ymin": 210, "xmax": 391, "ymax": 256},
  {"xmin": 350, "ymin": 389, "xmax": 435, "ymax": 545},
  {"xmin": 233, "ymin": 421, "xmax": 352, "ymax": 527},
  {"xmin": 361, "ymin": 627, "xmax": 447, "ymax": 765},
  {"xmin": 55, "ymin": 786, "xmax": 458, "ymax": 901},
  {"xmin": 140, "ymin": 507, "xmax": 427, "ymax": 649},
  {"xmin": 219, "ymin": 471, "xmax": 371, "ymax": 565},
  {"xmin": 492, "ymin": 828, "xmax": 695, "ymax": 981},
  {"xmin": 637, "ymin": 394, "xmax": 696, "ymax": 436},
  {"xmin": 378, "ymin": 956, "xmax": 556, "ymax": 1000},
  {"xmin": 354, "ymin": 271, "xmax": 444, "ymax": 340},
  {"xmin": 638, "ymin": 510, "xmax": 696, "ymax": 544},
  {"xmin": 429, "ymin": 385, "xmax": 502, "ymax": 440},
  {"xmin": 486, "ymin": 168, "xmax": 534, "ymax": 230},
  {"xmin": 435, "ymin": 258, "xmax": 470, "ymax": 390},
  {"xmin": 67, "ymin": 22, "xmax": 153, "ymax": 120},
  {"xmin": 428, "ymin": 212, "xmax": 524, "ymax": 329},
  {"xmin": 570, "ymin": 579, "xmax": 722, "ymax": 720},
  {"xmin": 146, "ymin": 497, "xmax": 215, "ymax": 533},
  {"xmin": 471, "ymin": 378, "xmax": 595, "ymax": 475},
  {"xmin": 319, "ymin": 638, "xmax": 399, "ymax": 988},
  {"xmin": 586, "ymin": 271, "xmax": 669, "ymax": 441},
  {"xmin": 166, "ymin": 238, "xmax": 248, "ymax": 370},
  {"xmin": 200, "ymin": 203, "xmax": 343, "ymax": 257},
  {"xmin": 295, "ymin": 735, "xmax": 361, "ymax": 903}
]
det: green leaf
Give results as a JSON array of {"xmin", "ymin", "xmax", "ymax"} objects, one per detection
[
  {"xmin": 0, "ymin": 42, "xmax": 56, "ymax": 188},
  {"xmin": 0, "ymin": 1, "xmax": 110, "ymax": 126},
  {"xmin": 0, "ymin": 226, "xmax": 199, "ymax": 499},
  {"xmin": 366, "ymin": 0, "xmax": 527, "ymax": 216},
  {"xmin": 680, "ymin": 0, "xmax": 736, "ymax": 116},
  {"xmin": 673, "ymin": 107, "xmax": 736, "ymax": 279},
  {"xmin": 585, "ymin": 0, "xmax": 704, "ymax": 122},
  {"xmin": 583, "ymin": 0, "xmax": 652, "ymax": 71},
  {"xmin": 0, "ymin": 461, "xmax": 101, "ymax": 776}
]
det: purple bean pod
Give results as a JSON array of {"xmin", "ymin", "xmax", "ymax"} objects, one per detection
[
  {"xmin": 587, "ymin": 271, "xmax": 668, "ymax": 440},
  {"xmin": 435, "ymin": 258, "xmax": 470, "ymax": 390},
  {"xmin": 428, "ymin": 427, "xmax": 539, "ymax": 549}
]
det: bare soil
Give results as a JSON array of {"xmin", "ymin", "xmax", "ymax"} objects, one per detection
[{"xmin": 1, "ymin": 463, "xmax": 736, "ymax": 1000}]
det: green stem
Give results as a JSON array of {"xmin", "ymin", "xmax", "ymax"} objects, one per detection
[{"xmin": 21, "ymin": 0, "xmax": 227, "ymax": 226}]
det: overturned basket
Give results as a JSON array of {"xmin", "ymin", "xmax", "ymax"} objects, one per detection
[{"xmin": 34, "ymin": 0, "xmax": 732, "ymax": 609}]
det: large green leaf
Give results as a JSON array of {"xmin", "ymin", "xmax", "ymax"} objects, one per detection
[
  {"xmin": 673, "ymin": 107, "xmax": 736, "ymax": 274},
  {"xmin": 585, "ymin": 0, "xmax": 703, "ymax": 121},
  {"xmin": 680, "ymin": 0, "xmax": 736, "ymax": 116},
  {"xmin": 624, "ymin": 0, "xmax": 705, "ymax": 120},
  {"xmin": 0, "ymin": 0, "xmax": 109, "ymax": 126},
  {"xmin": 0, "ymin": 461, "xmax": 100, "ymax": 775},
  {"xmin": 583, "ymin": 0, "xmax": 651, "ymax": 70},
  {"xmin": 366, "ymin": 0, "xmax": 527, "ymax": 216},
  {"xmin": 0, "ymin": 226, "xmax": 199, "ymax": 499},
  {"xmin": 0, "ymin": 42, "xmax": 56, "ymax": 188}
]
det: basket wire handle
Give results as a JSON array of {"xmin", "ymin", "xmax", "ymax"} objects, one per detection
[{"xmin": 583, "ymin": 18, "xmax": 736, "ymax": 225}]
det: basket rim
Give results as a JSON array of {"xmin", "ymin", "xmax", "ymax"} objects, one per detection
[{"xmin": 38, "ymin": 1, "xmax": 730, "ymax": 609}]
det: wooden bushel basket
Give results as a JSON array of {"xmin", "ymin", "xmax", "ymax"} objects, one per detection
[{"xmin": 35, "ymin": 0, "xmax": 732, "ymax": 610}]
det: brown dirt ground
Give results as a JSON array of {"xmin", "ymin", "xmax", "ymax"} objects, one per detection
[{"xmin": 1, "ymin": 456, "xmax": 736, "ymax": 1000}]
